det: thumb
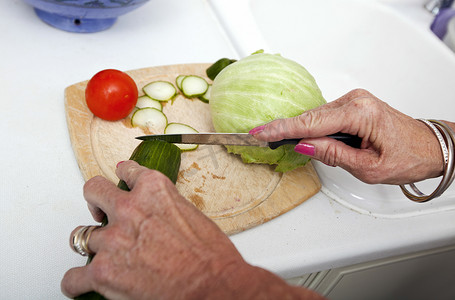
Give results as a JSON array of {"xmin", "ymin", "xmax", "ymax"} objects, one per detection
[{"xmin": 295, "ymin": 137, "xmax": 378, "ymax": 173}]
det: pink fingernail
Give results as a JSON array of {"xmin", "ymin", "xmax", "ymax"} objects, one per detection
[
  {"xmin": 294, "ymin": 143, "xmax": 315, "ymax": 156},
  {"xmin": 249, "ymin": 125, "xmax": 265, "ymax": 135},
  {"xmin": 116, "ymin": 161, "xmax": 125, "ymax": 168}
]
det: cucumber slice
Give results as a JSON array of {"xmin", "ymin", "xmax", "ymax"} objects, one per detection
[
  {"xmin": 127, "ymin": 106, "xmax": 139, "ymax": 119},
  {"xmin": 180, "ymin": 75, "xmax": 208, "ymax": 98},
  {"xmin": 136, "ymin": 95, "xmax": 162, "ymax": 111},
  {"xmin": 143, "ymin": 81, "xmax": 177, "ymax": 102},
  {"xmin": 175, "ymin": 75, "xmax": 186, "ymax": 90},
  {"xmin": 165, "ymin": 122, "xmax": 199, "ymax": 151},
  {"xmin": 198, "ymin": 84, "xmax": 211, "ymax": 103},
  {"xmin": 131, "ymin": 107, "xmax": 167, "ymax": 133}
]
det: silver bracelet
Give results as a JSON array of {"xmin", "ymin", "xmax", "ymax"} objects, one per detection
[
  {"xmin": 400, "ymin": 119, "xmax": 455, "ymax": 202},
  {"xmin": 419, "ymin": 119, "xmax": 449, "ymax": 164},
  {"xmin": 433, "ymin": 120, "xmax": 455, "ymax": 190}
]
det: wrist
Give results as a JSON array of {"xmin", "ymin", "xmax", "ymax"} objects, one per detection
[{"xmin": 400, "ymin": 119, "xmax": 455, "ymax": 202}]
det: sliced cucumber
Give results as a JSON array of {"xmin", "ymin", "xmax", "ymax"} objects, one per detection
[
  {"xmin": 136, "ymin": 95, "xmax": 162, "ymax": 111},
  {"xmin": 198, "ymin": 84, "xmax": 211, "ymax": 103},
  {"xmin": 165, "ymin": 122, "xmax": 199, "ymax": 151},
  {"xmin": 180, "ymin": 75, "xmax": 208, "ymax": 98},
  {"xmin": 175, "ymin": 75, "xmax": 186, "ymax": 90},
  {"xmin": 127, "ymin": 106, "xmax": 139, "ymax": 119},
  {"xmin": 143, "ymin": 81, "xmax": 177, "ymax": 102},
  {"xmin": 131, "ymin": 107, "xmax": 167, "ymax": 133}
]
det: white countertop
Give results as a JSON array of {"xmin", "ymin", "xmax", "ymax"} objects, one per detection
[{"xmin": 1, "ymin": 0, "xmax": 454, "ymax": 299}]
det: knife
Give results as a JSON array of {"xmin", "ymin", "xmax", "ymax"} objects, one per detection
[{"xmin": 136, "ymin": 132, "xmax": 362, "ymax": 149}]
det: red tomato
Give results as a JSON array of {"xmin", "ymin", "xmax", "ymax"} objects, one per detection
[{"xmin": 85, "ymin": 69, "xmax": 138, "ymax": 121}]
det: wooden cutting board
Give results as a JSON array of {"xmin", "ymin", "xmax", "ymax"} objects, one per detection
[{"xmin": 64, "ymin": 63, "xmax": 321, "ymax": 235}]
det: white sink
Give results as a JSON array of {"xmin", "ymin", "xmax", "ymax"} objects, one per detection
[{"xmin": 209, "ymin": 0, "xmax": 455, "ymax": 217}]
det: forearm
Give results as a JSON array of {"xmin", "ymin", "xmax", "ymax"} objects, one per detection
[
  {"xmin": 206, "ymin": 262, "xmax": 325, "ymax": 300},
  {"xmin": 245, "ymin": 266, "xmax": 325, "ymax": 300}
]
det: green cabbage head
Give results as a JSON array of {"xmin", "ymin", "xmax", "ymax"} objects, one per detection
[{"xmin": 210, "ymin": 52, "xmax": 326, "ymax": 172}]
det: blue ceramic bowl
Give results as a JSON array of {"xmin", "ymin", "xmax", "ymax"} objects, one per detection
[{"xmin": 23, "ymin": 0, "xmax": 149, "ymax": 33}]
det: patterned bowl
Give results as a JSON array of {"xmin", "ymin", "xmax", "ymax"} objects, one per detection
[{"xmin": 23, "ymin": 0, "xmax": 149, "ymax": 33}]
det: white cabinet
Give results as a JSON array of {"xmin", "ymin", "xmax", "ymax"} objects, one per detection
[{"xmin": 287, "ymin": 244, "xmax": 455, "ymax": 300}]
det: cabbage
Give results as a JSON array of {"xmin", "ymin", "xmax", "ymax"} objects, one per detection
[{"xmin": 210, "ymin": 52, "xmax": 326, "ymax": 172}]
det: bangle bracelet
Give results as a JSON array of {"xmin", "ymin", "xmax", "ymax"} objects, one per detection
[
  {"xmin": 400, "ymin": 119, "xmax": 455, "ymax": 202},
  {"xmin": 420, "ymin": 119, "xmax": 449, "ymax": 164},
  {"xmin": 433, "ymin": 120, "xmax": 455, "ymax": 190}
]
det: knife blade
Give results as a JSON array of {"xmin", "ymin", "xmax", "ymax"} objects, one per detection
[{"xmin": 135, "ymin": 132, "xmax": 362, "ymax": 149}]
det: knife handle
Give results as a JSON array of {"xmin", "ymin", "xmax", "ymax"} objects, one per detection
[{"xmin": 268, "ymin": 133, "xmax": 362, "ymax": 150}]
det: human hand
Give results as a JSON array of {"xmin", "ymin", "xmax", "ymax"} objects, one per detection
[
  {"xmin": 62, "ymin": 161, "xmax": 324, "ymax": 299},
  {"xmin": 250, "ymin": 89, "xmax": 444, "ymax": 185}
]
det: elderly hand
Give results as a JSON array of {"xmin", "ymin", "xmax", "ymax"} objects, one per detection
[
  {"xmin": 250, "ymin": 89, "xmax": 448, "ymax": 185},
  {"xmin": 61, "ymin": 161, "xmax": 324, "ymax": 300}
]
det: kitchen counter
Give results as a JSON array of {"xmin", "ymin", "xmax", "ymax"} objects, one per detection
[
  {"xmin": 0, "ymin": 1, "xmax": 237, "ymax": 299},
  {"xmin": 1, "ymin": 0, "xmax": 454, "ymax": 299}
]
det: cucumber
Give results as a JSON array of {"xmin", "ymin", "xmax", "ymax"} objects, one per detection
[
  {"xmin": 176, "ymin": 75, "xmax": 211, "ymax": 101},
  {"xmin": 180, "ymin": 75, "xmax": 208, "ymax": 98},
  {"xmin": 175, "ymin": 75, "xmax": 186, "ymax": 91},
  {"xmin": 75, "ymin": 140, "xmax": 181, "ymax": 300},
  {"xmin": 206, "ymin": 58, "xmax": 237, "ymax": 80},
  {"xmin": 143, "ymin": 80, "xmax": 177, "ymax": 102},
  {"xmin": 136, "ymin": 95, "xmax": 162, "ymax": 111},
  {"xmin": 198, "ymin": 84, "xmax": 211, "ymax": 103},
  {"xmin": 118, "ymin": 139, "xmax": 181, "ymax": 187},
  {"xmin": 131, "ymin": 107, "xmax": 167, "ymax": 133},
  {"xmin": 127, "ymin": 106, "xmax": 139, "ymax": 119},
  {"xmin": 165, "ymin": 123, "xmax": 199, "ymax": 151}
]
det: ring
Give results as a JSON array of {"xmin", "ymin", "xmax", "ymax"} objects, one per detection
[{"xmin": 71, "ymin": 225, "xmax": 101, "ymax": 256}]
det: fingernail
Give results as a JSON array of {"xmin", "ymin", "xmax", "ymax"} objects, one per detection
[
  {"xmin": 116, "ymin": 161, "xmax": 125, "ymax": 168},
  {"xmin": 249, "ymin": 125, "xmax": 265, "ymax": 135},
  {"xmin": 294, "ymin": 143, "xmax": 315, "ymax": 156}
]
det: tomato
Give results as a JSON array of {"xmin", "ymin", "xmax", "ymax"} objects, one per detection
[{"xmin": 85, "ymin": 69, "xmax": 138, "ymax": 121}]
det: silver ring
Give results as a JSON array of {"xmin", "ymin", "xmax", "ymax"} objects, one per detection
[{"xmin": 71, "ymin": 225, "xmax": 101, "ymax": 256}]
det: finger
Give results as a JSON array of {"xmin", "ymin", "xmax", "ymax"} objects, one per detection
[
  {"xmin": 115, "ymin": 160, "xmax": 156, "ymax": 191},
  {"xmin": 329, "ymin": 88, "xmax": 373, "ymax": 107},
  {"xmin": 251, "ymin": 88, "xmax": 376, "ymax": 142},
  {"xmin": 88, "ymin": 204, "xmax": 105, "ymax": 223},
  {"xmin": 295, "ymin": 138, "xmax": 354, "ymax": 166},
  {"xmin": 299, "ymin": 89, "xmax": 378, "ymax": 138},
  {"xmin": 255, "ymin": 90, "xmax": 380, "ymax": 142},
  {"xmin": 252, "ymin": 106, "xmax": 353, "ymax": 142},
  {"xmin": 61, "ymin": 266, "xmax": 94, "ymax": 299},
  {"xmin": 308, "ymin": 88, "xmax": 370, "ymax": 112},
  {"xmin": 69, "ymin": 225, "xmax": 104, "ymax": 255},
  {"xmin": 84, "ymin": 176, "xmax": 125, "ymax": 222},
  {"xmin": 295, "ymin": 138, "xmax": 380, "ymax": 182}
]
